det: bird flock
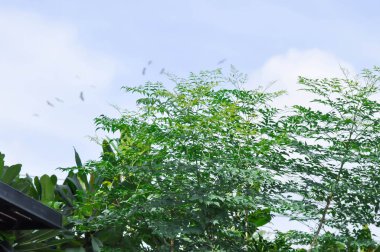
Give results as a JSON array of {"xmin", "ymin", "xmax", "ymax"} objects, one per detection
[
  {"xmin": 46, "ymin": 91, "xmax": 85, "ymax": 107},
  {"xmin": 141, "ymin": 59, "xmax": 166, "ymax": 76},
  {"xmin": 33, "ymin": 80, "xmax": 88, "ymax": 118},
  {"xmin": 34, "ymin": 58, "xmax": 227, "ymax": 118}
]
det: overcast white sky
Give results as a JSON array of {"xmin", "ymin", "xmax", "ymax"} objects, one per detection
[{"xmin": 0, "ymin": 1, "xmax": 379, "ymax": 179}]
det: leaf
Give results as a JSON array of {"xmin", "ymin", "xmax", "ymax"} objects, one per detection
[
  {"xmin": 75, "ymin": 174, "xmax": 89, "ymax": 194},
  {"xmin": 248, "ymin": 208, "xmax": 272, "ymax": 228},
  {"xmin": 102, "ymin": 139, "xmax": 115, "ymax": 160},
  {"xmin": 50, "ymin": 175, "xmax": 58, "ymax": 185},
  {"xmin": 40, "ymin": 175, "xmax": 56, "ymax": 204},
  {"xmin": 17, "ymin": 230, "xmax": 59, "ymax": 244},
  {"xmin": 65, "ymin": 175, "xmax": 84, "ymax": 194},
  {"xmin": 73, "ymin": 147, "xmax": 83, "ymax": 168},
  {"xmin": 12, "ymin": 177, "xmax": 32, "ymax": 194},
  {"xmin": 72, "ymin": 148, "xmax": 90, "ymax": 191},
  {"xmin": 34, "ymin": 176, "xmax": 42, "ymax": 199},
  {"xmin": 1, "ymin": 164, "xmax": 21, "ymax": 184},
  {"xmin": 91, "ymin": 236, "xmax": 102, "ymax": 252},
  {"xmin": 55, "ymin": 184, "xmax": 74, "ymax": 207}
]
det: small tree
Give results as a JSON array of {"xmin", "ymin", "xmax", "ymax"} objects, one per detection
[
  {"xmin": 88, "ymin": 69, "xmax": 285, "ymax": 250},
  {"xmin": 277, "ymin": 67, "xmax": 380, "ymax": 249}
]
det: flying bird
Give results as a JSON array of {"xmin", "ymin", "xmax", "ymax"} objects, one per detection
[
  {"xmin": 32, "ymin": 113, "xmax": 39, "ymax": 117},
  {"xmin": 217, "ymin": 58, "xmax": 227, "ymax": 65},
  {"xmin": 160, "ymin": 68, "xmax": 165, "ymax": 74},
  {"xmin": 147, "ymin": 60, "xmax": 152, "ymax": 65},
  {"xmin": 46, "ymin": 101, "xmax": 54, "ymax": 107},
  {"xmin": 79, "ymin": 91, "xmax": 85, "ymax": 101},
  {"xmin": 55, "ymin": 97, "xmax": 64, "ymax": 103},
  {"xmin": 142, "ymin": 67, "xmax": 146, "ymax": 75}
]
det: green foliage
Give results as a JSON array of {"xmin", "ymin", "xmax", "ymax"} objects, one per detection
[
  {"xmin": 276, "ymin": 67, "xmax": 380, "ymax": 248},
  {"xmin": 80, "ymin": 69, "xmax": 284, "ymax": 250},
  {"xmin": 0, "ymin": 229, "xmax": 79, "ymax": 252},
  {"xmin": 56, "ymin": 154, "xmax": 105, "ymax": 251},
  {"xmin": 283, "ymin": 226, "xmax": 380, "ymax": 252},
  {"xmin": 248, "ymin": 209, "xmax": 272, "ymax": 228},
  {"xmin": 39, "ymin": 175, "xmax": 57, "ymax": 204},
  {"xmin": 0, "ymin": 153, "xmax": 30, "ymax": 194},
  {"xmin": 57, "ymin": 150, "xmax": 131, "ymax": 251},
  {"xmin": 2, "ymin": 67, "xmax": 380, "ymax": 251},
  {"xmin": 0, "ymin": 153, "xmax": 78, "ymax": 251}
]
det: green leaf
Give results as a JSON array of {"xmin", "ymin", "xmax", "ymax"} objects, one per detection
[
  {"xmin": 39, "ymin": 175, "xmax": 56, "ymax": 204},
  {"xmin": 17, "ymin": 230, "xmax": 59, "ymax": 244},
  {"xmin": 55, "ymin": 184, "xmax": 74, "ymax": 207},
  {"xmin": 248, "ymin": 208, "xmax": 272, "ymax": 228},
  {"xmin": 91, "ymin": 236, "xmax": 102, "ymax": 252},
  {"xmin": 73, "ymin": 147, "xmax": 83, "ymax": 168},
  {"xmin": 1, "ymin": 164, "xmax": 21, "ymax": 184},
  {"xmin": 50, "ymin": 174, "xmax": 58, "ymax": 185},
  {"xmin": 34, "ymin": 176, "xmax": 42, "ymax": 199}
]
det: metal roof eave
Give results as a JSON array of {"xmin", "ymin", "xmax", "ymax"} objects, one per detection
[{"xmin": 0, "ymin": 181, "xmax": 62, "ymax": 230}]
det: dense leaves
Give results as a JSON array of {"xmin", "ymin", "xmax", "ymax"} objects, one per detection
[
  {"xmin": 1, "ymin": 67, "xmax": 380, "ymax": 251},
  {"xmin": 276, "ymin": 67, "xmax": 380, "ymax": 249},
  {"xmin": 85, "ymin": 70, "xmax": 285, "ymax": 251}
]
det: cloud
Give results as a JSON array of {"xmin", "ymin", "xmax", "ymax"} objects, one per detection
[
  {"xmin": 0, "ymin": 9, "xmax": 118, "ymax": 121},
  {"xmin": 0, "ymin": 9, "xmax": 121, "ymax": 177},
  {"xmin": 248, "ymin": 49, "xmax": 356, "ymax": 108}
]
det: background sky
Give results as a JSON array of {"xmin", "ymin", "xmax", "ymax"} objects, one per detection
[
  {"xmin": 1, "ymin": 0, "xmax": 380, "ymax": 238},
  {"xmin": 0, "ymin": 1, "xmax": 379, "ymax": 180}
]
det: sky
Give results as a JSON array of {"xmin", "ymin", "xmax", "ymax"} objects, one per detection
[{"xmin": 0, "ymin": 0, "xmax": 379, "ymax": 178}]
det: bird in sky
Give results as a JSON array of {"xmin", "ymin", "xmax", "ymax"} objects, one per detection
[
  {"xmin": 55, "ymin": 97, "xmax": 64, "ymax": 103},
  {"xmin": 46, "ymin": 101, "xmax": 54, "ymax": 107},
  {"xmin": 79, "ymin": 91, "xmax": 85, "ymax": 101},
  {"xmin": 217, "ymin": 58, "xmax": 227, "ymax": 65},
  {"xmin": 142, "ymin": 67, "xmax": 146, "ymax": 75},
  {"xmin": 32, "ymin": 113, "xmax": 39, "ymax": 117},
  {"xmin": 160, "ymin": 68, "xmax": 165, "ymax": 74}
]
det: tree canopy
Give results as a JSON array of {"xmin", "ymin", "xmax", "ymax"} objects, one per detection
[{"xmin": 1, "ymin": 67, "xmax": 380, "ymax": 251}]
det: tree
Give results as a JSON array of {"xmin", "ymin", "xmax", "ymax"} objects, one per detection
[
  {"xmin": 276, "ymin": 67, "xmax": 380, "ymax": 249},
  {"xmin": 84, "ymin": 69, "xmax": 286, "ymax": 251}
]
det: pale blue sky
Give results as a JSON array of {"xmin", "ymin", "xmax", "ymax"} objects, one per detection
[{"xmin": 0, "ymin": 0, "xmax": 379, "ymax": 178}]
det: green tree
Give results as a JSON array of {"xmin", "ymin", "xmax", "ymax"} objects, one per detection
[
  {"xmin": 277, "ymin": 67, "xmax": 380, "ymax": 250},
  {"xmin": 82, "ymin": 69, "xmax": 285, "ymax": 251}
]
